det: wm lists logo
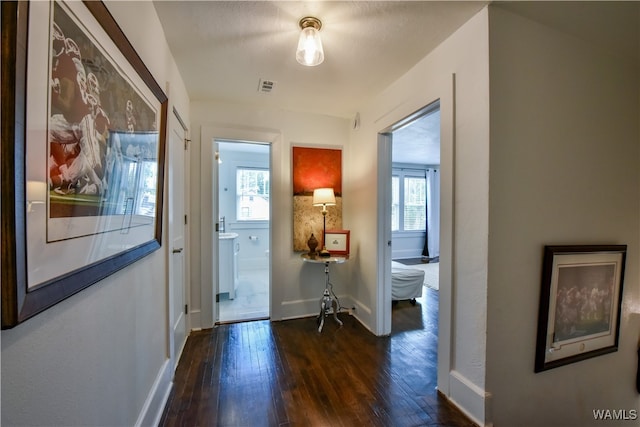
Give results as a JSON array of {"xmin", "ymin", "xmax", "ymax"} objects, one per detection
[{"xmin": 593, "ymin": 409, "xmax": 638, "ymax": 421}]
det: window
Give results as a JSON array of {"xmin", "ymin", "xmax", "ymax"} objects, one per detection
[
  {"xmin": 392, "ymin": 176, "xmax": 400, "ymax": 231},
  {"xmin": 392, "ymin": 170, "xmax": 426, "ymax": 232},
  {"xmin": 404, "ymin": 176, "xmax": 426, "ymax": 230},
  {"xmin": 236, "ymin": 168, "xmax": 270, "ymax": 220},
  {"xmin": 117, "ymin": 159, "xmax": 157, "ymax": 217}
]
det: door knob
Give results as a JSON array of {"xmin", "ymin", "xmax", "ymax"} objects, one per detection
[{"xmin": 172, "ymin": 248, "xmax": 184, "ymax": 253}]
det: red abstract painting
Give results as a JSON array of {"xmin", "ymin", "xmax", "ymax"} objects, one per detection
[{"xmin": 292, "ymin": 147, "xmax": 342, "ymax": 196}]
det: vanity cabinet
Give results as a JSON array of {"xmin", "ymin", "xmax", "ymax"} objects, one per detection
[{"xmin": 219, "ymin": 233, "xmax": 239, "ymax": 299}]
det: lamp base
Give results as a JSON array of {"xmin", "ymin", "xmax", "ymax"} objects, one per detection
[{"xmin": 319, "ymin": 246, "xmax": 331, "ymax": 257}]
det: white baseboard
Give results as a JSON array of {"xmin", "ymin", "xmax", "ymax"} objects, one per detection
[
  {"xmin": 135, "ymin": 359, "xmax": 173, "ymax": 427},
  {"xmin": 448, "ymin": 370, "xmax": 491, "ymax": 427},
  {"xmin": 278, "ymin": 297, "xmax": 378, "ymax": 337},
  {"xmin": 190, "ymin": 309, "xmax": 202, "ymax": 330},
  {"xmin": 279, "ymin": 298, "xmax": 316, "ymax": 319},
  {"xmin": 279, "ymin": 295, "xmax": 366, "ymax": 318},
  {"xmin": 352, "ymin": 299, "xmax": 372, "ymax": 316}
]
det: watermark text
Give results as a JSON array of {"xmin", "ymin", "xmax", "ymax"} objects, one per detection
[{"xmin": 593, "ymin": 409, "xmax": 638, "ymax": 421}]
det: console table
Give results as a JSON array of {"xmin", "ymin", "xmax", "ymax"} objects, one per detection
[{"xmin": 301, "ymin": 253, "xmax": 348, "ymax": 332}]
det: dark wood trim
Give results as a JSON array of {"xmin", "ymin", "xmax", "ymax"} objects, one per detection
[
  {"xmin": 1, "ymin": 0, "xmax": 29, "ymax": 328},
  {"xmin": 82, "ymin": 1, "xmax": 167, "ymax": 105}
]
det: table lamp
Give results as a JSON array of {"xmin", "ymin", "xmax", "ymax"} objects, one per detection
[{"xmin": 312, "ymin": 188, "xmax": 335, "ymax": 257}]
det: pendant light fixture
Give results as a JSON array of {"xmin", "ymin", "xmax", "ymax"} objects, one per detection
[{"xmin": 296, "ymin": 17, "xmax": 324, "ymax": 66}]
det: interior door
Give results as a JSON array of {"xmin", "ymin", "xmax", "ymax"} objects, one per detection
[
  {"xmin": 377, "ymin": 132, "xmax": 393, "ymax": 335},
  {"xmin": 168, "ymin": 115, "xmax": 188, "ymax": 371},
  {"xmin": 213, "ymin": 140, "xmax": 220, "ymax": 324}
]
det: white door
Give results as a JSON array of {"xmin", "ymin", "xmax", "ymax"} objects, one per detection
[
  {"xmin": 377, "ymin": 132, "xmax": 393, "ymax": 335},
  {"xmin": 213, "ymin": 141, "xmax": 220, "ymax": 323},
  {"xmin": 168, "ymin": 114, "xmax": 188, "ymax": 371}
]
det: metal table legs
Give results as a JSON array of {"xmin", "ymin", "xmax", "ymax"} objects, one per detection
[{"xmin": 317, "ymin": 261, "xmax": 343, "ymax": 332}]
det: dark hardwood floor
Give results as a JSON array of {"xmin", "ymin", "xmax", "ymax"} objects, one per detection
[{"xmin": 159, "ymin": 289, "xmax": 477, "ymax": 426}]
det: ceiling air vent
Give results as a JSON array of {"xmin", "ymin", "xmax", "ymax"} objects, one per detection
[{"xmin": 258, "ymin": 78, "xmax": 276, "ymax": 94}]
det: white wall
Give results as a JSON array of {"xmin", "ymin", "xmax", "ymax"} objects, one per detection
[
  {"xmin": 347, "ymin": 8, "xmax": 490, "ymax": 424},
  {"xmin": 486, "ymin": 5, "xmax": 640, "ymax": 427},
  {"xmin": 392, "ymin": 231, "xmax": 426, "ymax": 260},
  {"xmin": 188, "ymin": 101, "xmax": 350, "ymax": 329},
  {"xmin": 1, "ymin": 1, "xmax": 190, "ymax": 425}
]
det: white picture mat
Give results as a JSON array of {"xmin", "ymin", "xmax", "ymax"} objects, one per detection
[
  {"xmin": 25, "ymin": 1, "xmax": 161, "ymax": 289},
  {"xmin": 325, "ymin": 232, "xmax": 348, "ymax": 252}
]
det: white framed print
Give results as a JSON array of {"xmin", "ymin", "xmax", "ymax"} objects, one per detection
[
  {"xmin": 1, "ymin": 0, "xmax": 168, "ymax": 328},
  {"xmin": 534, "ymin": 245, "xmax": 626, "ymax": 372},
  {"xmin": 325, "ymin": 230, "xmax": 350, "ymax": 255}
]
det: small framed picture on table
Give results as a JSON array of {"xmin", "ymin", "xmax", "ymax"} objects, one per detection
[{"xmin": 324, "ymin": 230, "xmax": 350, "ymax": 256}]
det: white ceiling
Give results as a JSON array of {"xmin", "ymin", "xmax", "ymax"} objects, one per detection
[
  {"xmin": 153, "ymin": 0, "xmax": 639, "ymax": 166},
  {"xmin": 499, "ymin": 1, "xmax": 640, "ymax": 67},
  {"xmin": 392, "ymin": 108, "xmax": 440, "ymax": 165},
  {"xmin": 153, "ymin": 0, "xmax": 488, "ymax": 120}
]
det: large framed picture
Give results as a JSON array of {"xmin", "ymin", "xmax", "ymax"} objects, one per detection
[
  {"xmin": 325, "ymin": 230, "xmax": 350, "ymax": 256},
  {"xmin": 534, "ymin": 245, "xmax": 626, "ymax": 372},
  {"xmin": 1, "ymin": 1, "xmax": 168, "ymax": 328}
]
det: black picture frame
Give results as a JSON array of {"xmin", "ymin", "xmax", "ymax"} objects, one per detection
[
  {"xmin": 534, "ymin": 245, "xmax": 626, "ymax": 372},
  {"xmin": 1, "ymin": 1, "xmax": 168, "ymax": 329}
]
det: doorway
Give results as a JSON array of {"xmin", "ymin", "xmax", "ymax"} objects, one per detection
[
  {"xmin": 388, "ymin": 102, "xmax": 440, "ymax": 336},
  {"xmin": 215, "ymin": 140, "xmax": 271, "ymax": 323},
  {"xmin": 376, "ymin": 77, "xmax": 454, "ymax": 396}
]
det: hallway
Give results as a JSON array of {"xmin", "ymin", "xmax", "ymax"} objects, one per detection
[{"xmin": 160, "ymin": 288, "xmax": 475, "ymax": 426}]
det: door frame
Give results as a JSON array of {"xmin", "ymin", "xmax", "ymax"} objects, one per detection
[
  {"xmin": 376, "ymin": 74, "xmax": 455, "ymax": 396},
  {"xmin": 215, "ymin": 139, "xmax": 271, "ymax": 323},
  {"xmin": 199, "ymin": 125, "xmax": 280, "ymax": 329}
]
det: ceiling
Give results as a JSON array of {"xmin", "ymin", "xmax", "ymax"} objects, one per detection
[
  {"xmin": 153, "ymin": 1, "xmax": 639, "ymax": 166},
  {"xmin": 392, "ymin": 108, "xmax": 440, "ymax": 165},
  {"xmin": 153, "ymin": 0, "xmax": 488, "ymax": 120},
  {"xmin": 499, "ymin": 1, "xmax": 640, "ymax": 67}
]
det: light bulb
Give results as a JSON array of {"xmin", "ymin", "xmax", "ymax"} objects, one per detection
[{"xmin": 296, "ymin": 22, "xmax": 324, "ymax": 66}]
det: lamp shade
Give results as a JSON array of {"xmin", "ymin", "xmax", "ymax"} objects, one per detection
[
  {"xmin": 312, "ymin": 188, "xmax": 336, "ymax": 206},
  {"xmin": 296, "ymin": 18, "xmax": 324, "ymax": 66}
]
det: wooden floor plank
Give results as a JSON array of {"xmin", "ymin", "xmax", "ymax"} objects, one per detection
[{"xmin": 160, "ymin": 289, "xmax": 478, "ymax": 427}]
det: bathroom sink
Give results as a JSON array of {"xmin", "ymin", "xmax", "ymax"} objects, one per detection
[{"xmin": 219, "ymin": 232, "xmax": 239, "ymax": 239}]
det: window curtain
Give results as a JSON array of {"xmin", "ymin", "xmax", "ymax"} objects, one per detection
[{"xmin": 422, "ymin": 168, "xmax": 440, "ymax": 259}]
